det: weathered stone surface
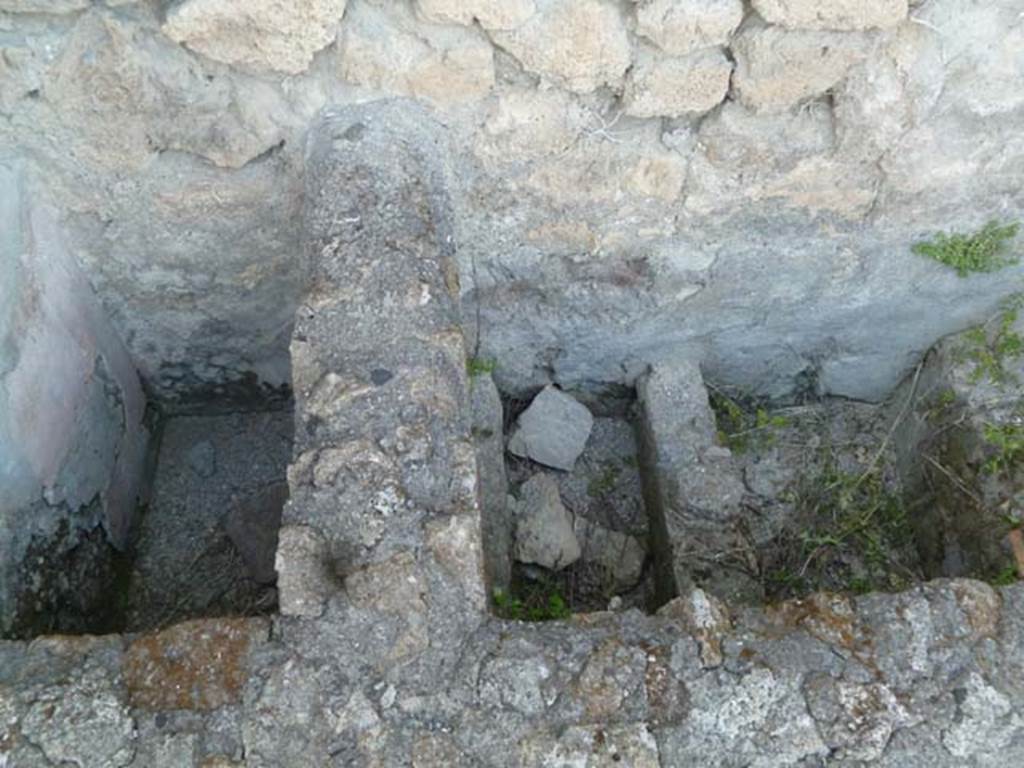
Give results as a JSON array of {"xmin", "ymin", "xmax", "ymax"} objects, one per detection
[
  {"xmin": 732, "ymin": 22, "xmax": 874, "ymax": 113},
  {"xmin": 240, "ymin": 657, "xmax": 334, "ymax": 766},
  {"xmin": 0, "ymin": 0, "xmax": 89, "ymax": 12},
  {"xmin": 659, "ymin": 665, "xmax": 829, "ymax": 764},
  {"xmin": 634, "ymin": 0, "xmax": 745, "ymax": 56},
  {"xmin": 293, "ymin": 101, "xmax": 489, "ymax": 653},
  {"xmin": 926, "ymin": 0, "xmax": 1024, "ymax": 119},
  {"xmin": 346, "ymin": 552, "xmax": 430, "ymax": 663},
  {"xmin": 125, "ymin": 411, "xmax": 290, "ymax": 631},
  {"xmin": 162, "ymin": 0, "xmax": 348, "ymax": 74},
  {"xmin": 2, "ymin": 7, "xmax": 1024, "ymax": 765},
  {"xmin": 683, "ymin": 100, "xmax": 851, "ymax": 216},
  {"xmin": 426, "ymin": 512, "xmax": 489, "ymax": 613},
  {"xmin": 0, "ymin": 0, "xmax": 1015, "ymax": 413},
  {"xmin": 752, "ymin": 0, "xmax": 908, "ymax": 31},
  {"xmin": 0, "ymin": 0, "xmax": 1018, "ymax": 418},
  {"xmin": 545, "ymin": 417, "xmax": 648, "ymax": 537},
  {"xmin": 520, "ymin": 723, "xmax": 660, "ymax": 766},
  {"xmin": 508, "ymin": 385, "xmax": 594, "ymax": 471},
  {"xmin": 624, "ymin": 46, "xmax": 732, "ymax": 118},
  {"xmin": 43, "ymin": 9, "xmax": 291, "ymax": 171},
  {"xmin": 572, "ymin": 638, "xmax": 649, "ymax": 720},
  {"xmin": 513, "ymin": 473, "xmax": 581, "ymax": 570},
  {"xmin": 19, "ymin": 665, "xmax": 135, "ymax": 767},
  {"xmin": 339, "ymin": 1, "xmax": 495, "ymax": 107},
  {"xmin": 805, "ymin": 675, "xmax": 912, "ymax": 762},
  {"xmin": 474, "ymin": 87, "xmax": 586, "ymax": 164},
  {"xmin": 149, "ymin": 733, "xmax": 200, "ymax": 768},
  {"xmin": 2, "ymin": 579, "xmax": 1023, "ymax": 766},
  {"xmin": 658, "ymin": 588, "xmax": 731, "ymax": 667},
  {"xmin": 0, "ymin": 7, "xmax": 305, "ymax": 408},
  {"xmin": 5, "ymin": 150, "xmax": 1024, "ymax": 766},
  {"xmin": 186, "ymin": 439, "xmax": 216, "ymax": 478},
  {"xmin": 637, "ymin": 359, "xmax": 759, "ymax": 604},
  {"xmin": 489, "ymin": 0, "xmax": 631, "ymax": 93},
  {"xmin": 573, "ymin": 516, "xmax": 646, "ymax": 590},
  {"xmin": 123, "ymin": 618, "xmax": 267, "ymax": 712},
  {"xmin": 415, "ymin": 0, "xmax": 535, "ymax": 30},
  {"xmin": 523, "ymin": 130, "xmax": 690, "ymax": 206},
  {"xmin": 275, "ymin": 525, "xmax": 333, "ymax": 618}
]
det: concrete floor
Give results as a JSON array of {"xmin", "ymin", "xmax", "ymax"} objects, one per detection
[{"xmin": 124, "ymin": 409, "xmax": 293, "ymax": 631}]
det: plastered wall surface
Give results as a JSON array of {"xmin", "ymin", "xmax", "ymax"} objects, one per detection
[
  {"xmin": 0, "ymin": 162, "xmax": 149, "ymax": 636},
  {"xmin": 0, "ymin": 0, "xmax": 1020, "ymax": 404}
]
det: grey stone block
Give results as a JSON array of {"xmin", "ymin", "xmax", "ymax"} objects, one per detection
[
  {"xmin": 513, "ymin": 473, "xmax": 580, "ymax": 571},
  {"xmin": 508, "ymin": 385, "xmax": 594, "ymax": 471},
  {"xmin": 637, "ymin": 359, "xmax": 759, "ymax": 605}
]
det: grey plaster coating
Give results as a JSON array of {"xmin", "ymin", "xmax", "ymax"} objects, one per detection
[
  {"xmin": 0, "ymin": 161, "xmax": 149, "ymax": 639},
  {"xmin": 3, "ymin": 98, "xmax": 1024, "ymax": 767},
  {"xmin": 0, "ymin": 0, "xmax": 1019, "ymax": 409}
]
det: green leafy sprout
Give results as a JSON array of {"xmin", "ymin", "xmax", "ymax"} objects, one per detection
[
  {"xmin": 982, "ymin": 421, "xmax": 1024, "ymax": 476},
  {"xmin": 466, "ymin": 357, "xmax": 497, "ymax": 377},
  {"xmin": 587, "ymin": 464, "xmax": 619, "ymax": 498},
  {"xmin": 912, "ymin": 219, "xmax": 1019, "ymax": 277},
  {"xmin": 709, "ymin": 390, "xmax": 790, "ymax": 453},
  {"xmin": 990, "ymin": 565, "xmax": 1020, "ymax": 587},
  {"xmin": 792, "ymin": 464, "xmax": 914, "ymax": 596},
  {"xmin": 961, "ymin": 307, "xmax": 1024, "ymax": 386},
  {"xmin": 493, "ymin": 585, "xmax": 571, "ymax": 622}
]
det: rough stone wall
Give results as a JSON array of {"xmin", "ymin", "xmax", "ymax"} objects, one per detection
[
  {"xmin": 3, "ymin": 582, "xmax": 1024, "ymax": 767},
  {"xmin": 0, "ymin": 161, "xmax": 150, "ymax": 638},
  {"xmin": 2, "ymin": 0, "xmax": 1021, "ymax": 404}
]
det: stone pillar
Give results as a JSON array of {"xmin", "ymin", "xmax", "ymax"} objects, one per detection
[{"xmin": 277, "ymin": 102, "xmax": 487, "ymax": 646}]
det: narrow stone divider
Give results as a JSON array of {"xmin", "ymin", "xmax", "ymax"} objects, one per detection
[
  {"xmin": 277, "ymin": 100, "xmax": 489, "ymax": 642},
  {"xmin": 637, "ymin": 359, "xmax": 760, "ymax": 605}
]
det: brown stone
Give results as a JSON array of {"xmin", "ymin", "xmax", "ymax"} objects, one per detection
[{"xmin": 124, "ymin": 617, "xmax": 268, "ymax": 711}]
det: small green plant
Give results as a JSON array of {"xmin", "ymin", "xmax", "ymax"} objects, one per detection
[
  {"xmin": 710, "ymin": 390, "xmax": 746, "ymax": 448},
  {"xmin": 710, "ymin": 390, "xmax": 790, "ymax": 453},
  {"xmin": 757, "ymin": 408, "xmax": 790, "ymax": 432},
  {"xmin": 493, "ymin": 584, "xmax": 572, "ymax": 622},
  {"xmin": 962, "ymin": 307, "xmax": 1024, "ymax": 385},
  {"xmin": 587, "ymin": 464, "xmax": 619, "ymax": 498},
  {"xmin": 981, "ymin": 421, "xmax": 1024, "ymax": 476},
  {"xmin": 912, "ymin": 219, "xmax": 1019, "ymax": 277},
  {"xmin": 785, "ymin": 462, "xmax": 914, "ymax": 597},
  {"xmin": 847, "ymin": 576, "xmax": 873, "ymax": 595},
  {"xmin": 767, "ymin": 567, "xmax": 807, "ymax": 593},
  {"xmin": 989, "ymin": 565, "xmax": 1020, "ymax": 587},
  {"xmin": 466, "ymin": 357, "xmax": 496, "ymax": 377},
  {"xmin": 925, "ymin": 388, "xmax": 958, "ymax": 420}
]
